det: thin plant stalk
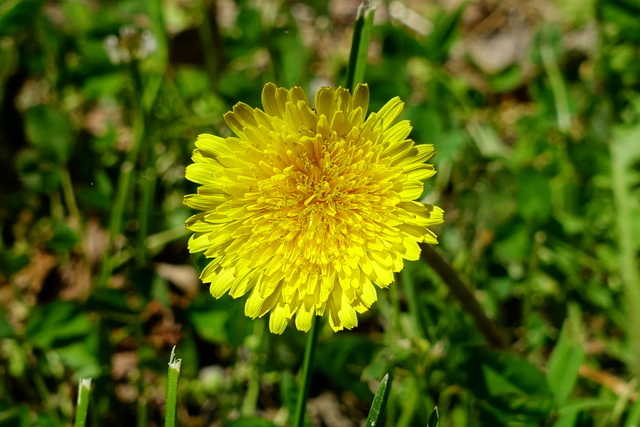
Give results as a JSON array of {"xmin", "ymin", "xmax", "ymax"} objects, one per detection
[
  {"xmin": 420, "ymin": 244, "xmax": 508, "ymax": 349},
  {"xmin": 165, "ymin": 347, "xmax": 182, "ymax": 427},
  {"xmin": 539, "ymin": 29, "xmax": 571, "ymax": 133},
  {"xmin": 74, "ymin": 378, "xmax": 91, "ymax": 427},
  {"xmin": 345, "ymin": 0, "xmax": 376, "ymax": 91},
  {"xmin": 293, "ymin": 316, "xmax": 320, "ymax": 427},
  {"xmin": 610, "ymin": 127, "xmax": 640, "ymax": 377},
  {"xmin": 128, "ymin": 60, "xmax": 153, "ymax": 266},
  {"xmin": 98, "ymin": 111, "xmax": 143, "ymax": 286}
]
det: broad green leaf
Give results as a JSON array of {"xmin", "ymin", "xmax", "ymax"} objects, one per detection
[
  {"xmin": 24, "ymin": 301, "xmax": 91, "ymax": 349},
  {"xmin": 56, "ymin": 343, "xmax": 101, "ymax": 379},
  {"xmin": 463, "ymin": 348, "xmax": 555, "ymax": 421},
  {"xmin": 85, "ymin": 288, "xmax": 141, "ymax": 316},
  {"xmin": 25, "ymin": 105, "xmax": 74, "ymax": 164},
  {"xmin": 186, "ymin": 294, "xmax": 253, "ymax": 347},
  {"xmin": 0, "ymin": 0, "xmax": 44, "ymax": 37},
  {"xmin": 47, "ymin": 222, "xmax": 78, "ymax": 252},
  {"xmin": 186, "ymin": 297, "xmax": 230, "ymax": 344}
]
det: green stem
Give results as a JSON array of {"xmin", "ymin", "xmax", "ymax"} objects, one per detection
[
  {"xmin": 60, "ymin": 169, "xmax": 81, "ymax": 227},
  {"xmin": 420, "ymin": 244, "xmax": 508, "ymax": 349},
  {"xmin": 610, "ymin": 127, "xmax": 640, "ymax": 376},
  {"xmin": 98, "ymin": 60, "xmax": 148, "ymax": 284},
  {"xmin": 74, "ymin": 378, "xmax": 91, "ymax": 427},
  {"xmin": 344, "ymin": 0, "xmax": 376, "ymax": 91},
  {"xmin": 540, "ymin": 30, "xmax": 571, "ymax": 133},
  {"xmin": 129, "ymin": 61, "xmax": 152, "ymax": 267},
  {"xmin": 137, "ymin": 165, "xmax": 155, "ymax": 264},
  {"xmin": 293, "ymin": 316, "xmax": 320, "ymax": 427},
  {"xmin": 198, "ymin": 0, "xmax": 220, "ymax": 89},
  {"xmin": 165, "ymin": 347, "xmax": 182, "ymax": 427}
]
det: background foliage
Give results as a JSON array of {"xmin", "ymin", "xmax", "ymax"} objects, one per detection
[{"xmin": 1, "ymin": 0, "xmax": 640, "ymax": 426}]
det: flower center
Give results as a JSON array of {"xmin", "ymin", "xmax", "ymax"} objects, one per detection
[{"xmin": 245, "ymin": 135, "xmax": 402, "ymax": 266}]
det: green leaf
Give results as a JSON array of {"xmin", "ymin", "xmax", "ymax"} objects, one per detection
[
  {"xmin": 463, "ymin": 348, "xmax": 555, "ymax": 421},
  {"xmin": 598, "ymin": 0, "xmax": 640, "ymax": 42},
  {"xmin": 0, "ymin": 404, "xmax": 31, "ymax": 427},
  {"xmin": 0, "ymin": 250, "xmax": 29, "ymax": 278},
  {"xmin": 547, "ymin": 305, "xmax": 584, "ymax": 405},
  {"xmin": 25, "ymin": 105, "xmax": 74, "ymax": 164},
  {"xmin": 315, "ymin": 336, "xmax": 380, "ymax": 400},
  {"xmin": 427, "ymin": 407, "xmax": 439, "ymax": 427},
  {"xmin": 56, "ymin": 343, "xmax": 100, "ymax": 379},
  {"xmin": 345, "ymin": 0, "xmax": 376, "ymax": 89},
  {"xmin": 24, "ymin": 301, "xmax": 91, "ymax": 349},
  {"xmin": 517, "ymin": 168, "xmax": 553, "ymax": 224},
  {"xmin": 422, "ymin": 6, "xmax": 465, "ymax": 64},
  {"xmin": 0, "ymin": 311, "xmax": 14, "ymax": 339},
  {"xmin": 274, "ymin": 30, "xmax": 308, "ymax": 88},
  {"xmin": 489, "ymin": 65, "xmax": 524, "ymax": 93},
  {"xmin": 85, "ymin": 288, "xmax": 141, "ymax": 316},
  {"xmin": 280, "ymin": 371, "xmax": 299, "ymax": 425},
  {"xmin": 186, "ymin": 294, "xmax": 253, "ymax": 347},
  {"xmin": 624, "ymin": 388, "xmax": 640, "ymax": 427},
  {"xmin": 16, "ymin": 149, "xmax": 62, "ymax": 194},
  {"xmin": 47, "ymin": 222, "xmax": 78, "ymax": 251},
  {"xmin": 365, "ymin": 373, "xmax": 392, "ymax": 427},
  {"xmin": 0, "ymin": 0, "xmax": 44, "ymax": 37}
]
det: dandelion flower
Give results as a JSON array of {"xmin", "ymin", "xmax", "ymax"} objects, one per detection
[{"xmin": 185, "ymin": 83, "xmax": 444, "ymax": 334}]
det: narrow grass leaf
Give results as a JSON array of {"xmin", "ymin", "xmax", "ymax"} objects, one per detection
[
  {"xmin": 623, "ymin": 386, "xmax": 640, "ymax": 427},
  {"xmin": 344, "ymin": 0, "xmax": 376, "ymax": 90},
  {"xmin": 74, "ymin": 378, "xmax": 91, "ymax": 427},
  {"xmin": 165, "ymin": 346, "xmax": 182, "ymax": 427},
  {"xmin": 427, "ymin": 407, "xmax": 439, "ymax": 427},
  {"xmin": 547, "ymin": 304, "xmax": 584, "ymax": 405},
  {"xmin": 365, "ymin": 373, "xmax": 392, "ymax": 427}
]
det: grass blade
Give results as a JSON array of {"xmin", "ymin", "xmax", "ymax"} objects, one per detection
[
  {"xmin": 365, "ymin": 373, "xmax": 392, "ymax": 427},
  {"xmin": 165, "ymin": 346, "xmax": 182, "ymax": 427},
  {"xmin": 427, "ymin": 407, "xmax": 439, "ymax": 427},
  {"xmin": 344, "ymin": 0, "xmax": 376, "ymax": 90},
  {"xmin": 74, "ymin": 378, "xmax": 91, "ymax": 427}
]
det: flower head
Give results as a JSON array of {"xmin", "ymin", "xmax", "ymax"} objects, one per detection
[{"xmin": 185, "ymin": 83, "xmax": 443, "ymax": 334}]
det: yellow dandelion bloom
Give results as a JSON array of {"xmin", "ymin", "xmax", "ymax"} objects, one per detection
[{"xmin": 184, "ymin": 83, "xmax": 444, "ymax": 334}]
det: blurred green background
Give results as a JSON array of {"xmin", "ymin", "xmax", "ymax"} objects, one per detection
[{"xmin": 1, "ymin": 0, "xmax": 640, "ymax": 425}]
